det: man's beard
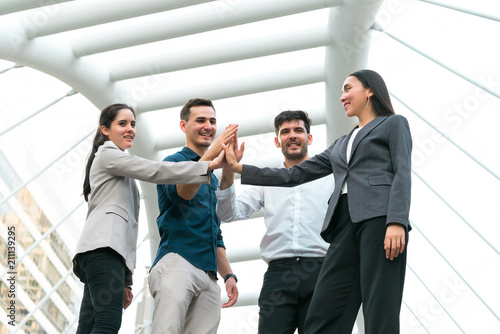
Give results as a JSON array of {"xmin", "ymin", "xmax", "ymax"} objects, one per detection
[{"xmin": 282, "ymin": 145, "xmax": 307, "ymax": 160}]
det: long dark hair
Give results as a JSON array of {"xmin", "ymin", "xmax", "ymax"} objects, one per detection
[
  {"xmin": 83, "ymin": 103, "xmax": 135, "ymax": 201},
  {"xmin": 349, "ymin": 69, "xmax": 395, "ymax": 117}
]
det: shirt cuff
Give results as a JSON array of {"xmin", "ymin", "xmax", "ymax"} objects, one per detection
[{"xmin": 216, "ymin": 183, "xmax": 235, "ymax": 198}]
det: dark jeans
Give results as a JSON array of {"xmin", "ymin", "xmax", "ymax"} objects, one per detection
[
  {"xmin": 258, "ymin": 257, "xmax": 324, "ymax": 334},
  {"xmin": 305, "ymin": 194, "xmax": 408, "ymax": 334},
  {"xmin": 75, "ymin": 247, "xmax": 125, "ymax": 334}
]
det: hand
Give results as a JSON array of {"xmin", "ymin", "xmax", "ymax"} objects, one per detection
[
  {"xmin": 202, "ymin": 124, "xmax": 238, "ymax": 162},
  {"xmin": 222, "ymin": 134, "xmax": 245, "ymax": 172},
  {"xmin": 208, "ymin": 148, "xmax": 226, "ymax": 170},
  {"xmin": 123, "ymin": 287, "xmax": 133, "ymax": 309},
  {"xmin": 222, "ymin": 277, "xmax": 239, "ymax": 308},
  {"xmin": 222, "ymin": 140, "xmax": 243, "ymax": 174},
  {"xmin": 384, "ymin": 223, "xmax": 406, "ymax": 260},
  {"xmin": 232, "ymin": 133, "xmax": 245, "ymax": 163}
]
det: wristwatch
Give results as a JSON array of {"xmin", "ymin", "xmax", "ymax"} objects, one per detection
[{"xmin": 224, "ymin": 273, "xmax": 238, "ymax": 284}]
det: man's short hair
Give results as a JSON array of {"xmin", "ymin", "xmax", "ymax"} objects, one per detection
[
  {"xmin": 274, "ymin": 110, "xmax": 312, "ymax": 135},
  {"xmin": 180, "ymin": 98, "xmax": 215, "ymax": 121}
]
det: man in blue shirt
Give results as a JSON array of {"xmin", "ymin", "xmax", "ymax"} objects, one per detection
[{"xmin": 148, "ymin": 98, "xmax": 239, "ymax": 334}]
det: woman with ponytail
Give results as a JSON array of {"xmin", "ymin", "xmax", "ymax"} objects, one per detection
[{"xmin": 73, "ymin": 103, "xmax": 236, "ymax": 333}]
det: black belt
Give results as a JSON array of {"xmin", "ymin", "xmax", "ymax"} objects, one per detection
[
  {"xmin": 205, "ymin": 270, "xmax": 218, "ymax": 280},
  {"xmin": 269, "ymin": 256, "xmax": 324, "ymax": 265}
]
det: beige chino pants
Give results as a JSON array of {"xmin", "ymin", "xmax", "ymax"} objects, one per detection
[{"xmin": 148, "ymin": 252, "xmax": 221, "ymax": 334}]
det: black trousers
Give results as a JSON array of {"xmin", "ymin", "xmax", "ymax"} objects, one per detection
[
  {"xmin": 258, "ymin": 257, "xmax": 324, "ymax": 334},
  {"xmin": 304, "ymin": 195, "xmax": 408, "ymax": 334},
  {"xmin": 75, "ymin": 247, "xmax": 126, "ymax": 334}
]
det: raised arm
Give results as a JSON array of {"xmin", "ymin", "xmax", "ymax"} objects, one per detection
[
  {"xmin": 177, "ymin": 124, "xmax": 238, "ymax": 200},
  {"xmin": 99, "ymin": 144, "xmax": 210, "ymax": 185},
  {"xmin": 224, "ymin": 140, "xmax": 335, "ymax": 187},
  {"xmin": 220, "ymin": 134, "xmax": 245, "ymax": 191}
]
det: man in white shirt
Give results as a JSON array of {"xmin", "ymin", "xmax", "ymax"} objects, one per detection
[{"xmin": 216, "ymin": 110, "xmax": 334, "ymax": 334}]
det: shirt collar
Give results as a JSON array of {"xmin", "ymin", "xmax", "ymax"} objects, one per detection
[{"xmin": 181, "ymin": 146, "xmax": 201, "ymax": 162}]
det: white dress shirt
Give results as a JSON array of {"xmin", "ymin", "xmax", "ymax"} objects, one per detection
[
  {"xmin": 216, "ymin": 163, "xmax": 334, "ymax": 263},
  {"xmin": 341, "ymin": 126, "xmax": 362, "ymax": 194}
]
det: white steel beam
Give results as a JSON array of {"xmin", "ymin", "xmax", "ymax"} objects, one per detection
[
  {"xmin": 0, "ymin": 0, "xmax": 72, "ymax": 16},
  {"xmin": 0, "ymin": 89, "xmax": 77, "ymax": 136},
  {"xmin": 136, "ymin": 62, "xmax": 325, "ymax": 114},
  {"xmin": 0, "ymin": 16, "xmax": 129, "ymax": 110},
  {"xmin": 109, "ymin": 25, "xmax": 330, "ymax": 81},
  {"xmin": 226, "ymin": 245, "xmax": 261, "ymax": 263},
  {"xmin": 21, "ymin": 0, "xmax": 215, "ymax": 38},
  {"xmin": 70, "ymin": 0, "xmax": 342, "ymax": 56},
  {"xmin": 127, "ymin": 113, "xmax": 166, "ymax": 261},
  {"xmin": 418, "ymin": 0, "xmax": 500, "ymax": 22},
  {"xmin": 324, "ymin": 0, "xmax": 385, "ymax": 143},
  {"xmin": 229, "ymin": 291, "xmax": 259, "ymax": 308}
]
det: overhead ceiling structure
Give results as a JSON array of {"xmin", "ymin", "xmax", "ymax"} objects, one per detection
[{"xmin": 0, "ymin": 0, "xmax": 499, "ymax": 333}]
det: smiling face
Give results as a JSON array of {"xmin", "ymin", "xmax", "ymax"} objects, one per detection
[
  {"xmin": 275, "ymin": 119, "xmax": 312, "ymax": 163},
  {"xmin": 100, "ymin": 108, "xmax": 136, "ymax": 151},
  {"xmin": 340, "ymin": 75, "xmax": 373, "ymax": 118},
  {"xmin": 180, "ymin": 105, "xmax": 217, "ymax": 153}
]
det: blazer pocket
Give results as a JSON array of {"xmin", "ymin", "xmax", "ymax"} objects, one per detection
[
  {"xmin": 368, "ymin": 174, "xmax": 393, "ymax": 186},
  {"xmin": 105, "ymin": 205, "xmax": 129, "ymax": 221}
]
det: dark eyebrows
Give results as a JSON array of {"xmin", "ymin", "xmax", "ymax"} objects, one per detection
[
  {"xmin": 279, "ymin": 126, "xmax": 305, "ymax": 134},
  {"xmin": 194, "ymin": 116, "xmax": 216, "ymax": 122}
]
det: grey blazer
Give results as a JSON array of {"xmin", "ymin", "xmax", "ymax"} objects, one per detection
[
  {"xmin": 73, "ymin": 141, "xmax": 210, "ymax": 285},
  {"xmin": 242, "ymin": 115, "xmax": 412, "ymax": 242}
]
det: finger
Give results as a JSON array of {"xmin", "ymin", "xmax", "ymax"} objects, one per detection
[
  {"xmin": 222, "ymin": 134, "xmax": 235, "ymax": 145},
  {"xmin": 391, "ymin": 236, "xmax": 401, "ymax": 260},
  {"xmin": 123, "ymin": 296, "xmax": 131, "ymax": 309},
  {"xmin": 223, "ymin": 124, "xmax": 238, "ymax": 137},
  {"xmin": 236, "ymin": 141, "xmax": 245, "ymax": 162},
  {"xmin": 399, "ymin": 233, "xmax": 406, "ymax": 253},
  {"xmin": 214, "ymin": 126, "xmax": 236, "ymax": 146},
  {"xmin": 384, "ymin": 237, "xmax": 391, "ymax": 259},
  {"xmin": 389, "ymin": 237, "xmax": 396, "ymax": 260},
  {"xmin": 217, "ymin": 148, "xmax": 225, "ymax": 160},
  {"xmin": 223, "ymin": 295, "xmax": 237, "ymax": 308},
  {"xmin": 233, "ymin": 132, "xmax": 238, "ymax": 149}
]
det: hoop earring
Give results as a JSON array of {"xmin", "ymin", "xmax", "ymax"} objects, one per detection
[{"xmin": 365, "ymin": 96, "xmax": 370, "ymax": 109}]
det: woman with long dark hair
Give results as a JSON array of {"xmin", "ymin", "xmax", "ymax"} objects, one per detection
[
  {"xmin": 224, "ymin": 69, "xmax": 412, "ymax": 333},
  {"xmin": 73, "ymin": 103, "xmax": 236, "ymax": 333}
]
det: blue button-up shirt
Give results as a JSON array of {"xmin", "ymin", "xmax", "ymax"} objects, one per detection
[{"xmin": 151, "ymin": 147, "xmax": 225, "ymax": 273}]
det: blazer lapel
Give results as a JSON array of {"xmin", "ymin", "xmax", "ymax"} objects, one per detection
[
  {"xmin": 339, "ymin": 127, "xmax": 357, "ymax": 164},
  {"xmin": 349, "ymin": 116, "xmax": 387, "ymax": 161}
]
